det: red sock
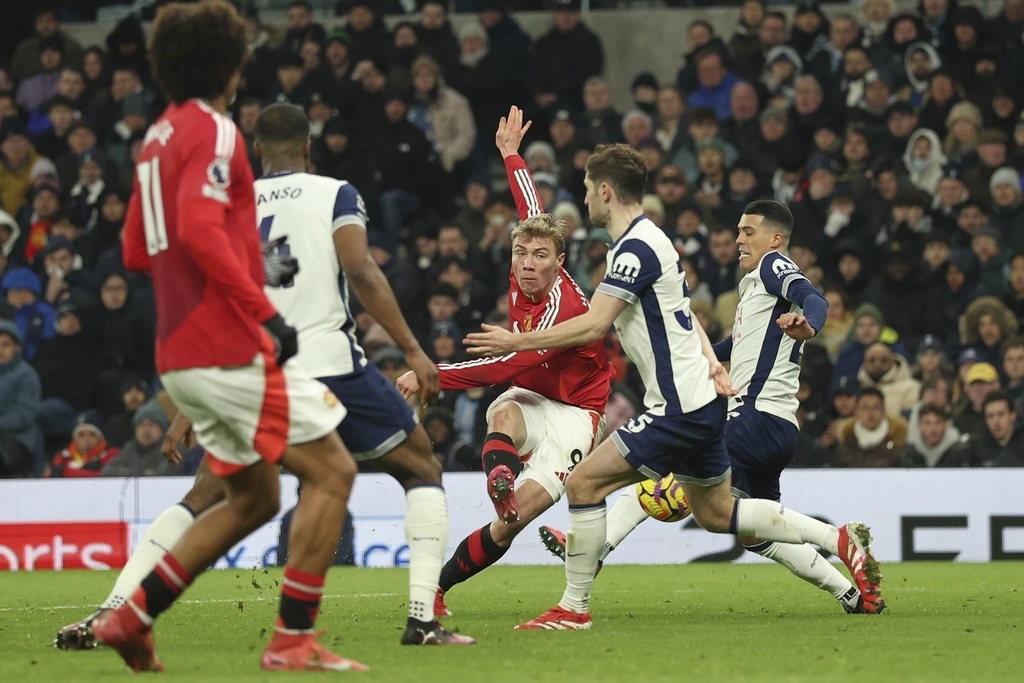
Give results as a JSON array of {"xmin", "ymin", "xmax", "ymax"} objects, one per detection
[
  {"xmin": 279, "ymin": 567, "xmax": 325, "ymax": 631},
  {"xmin": 132, "ymin": 553, "xmax": 194, "ymax": 622}
]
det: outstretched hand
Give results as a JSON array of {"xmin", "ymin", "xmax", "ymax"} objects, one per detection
[
  {"xmin": 495, "ymin": 105, "xmax": 532, "ymax": 159},
  {"xmin": 465, "ymin": 323, "xmax": 518, "ymax": 357},
  {"xmin": 777, "ymin": 312, "xmax": 816, "ymax": 341}
]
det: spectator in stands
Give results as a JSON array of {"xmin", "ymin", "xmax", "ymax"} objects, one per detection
[
  {"xmin": 15, "ymin": 37, "xmax": 65, "ymax": 114},
  {"xmin": 721, "ymin": 81, "xmax": 761, "ymax": 152},
  {"xmin": 655, "ymin": 85, "xmax": 690, "ymax": 160},
  {"xmin": 37, "ymin": 236, "xmax": 94, "ymax": 307},
  {"xmin": 902, "ymin": 402, "xmax": 970, "ymax": 467},
  {"xmin": 15, "ymin": 175, "xmax": 61, "ymax": 265},
  {"xmin": 863, "ymin": 238, "xmax": 943, "ymax": 352},
  {"xmin": 943, "ymin": 101, "xmax": 983, "ymax": 165},
  {"xmin": 833, "ymin": 302, "xmax": 908, "ymax": 382},
  {"xmin": 102, "ymin": 400, "xmax": 184, "ymax": 477},
  {"xmin": 834, "ymin": 386, "xmax": 908, "ymax": 467},
  {"xmin": 278, "ymin": 0, "xmax": 326, "ymax": 61},
  {"xmin": 0, "ymin": 319, "xmax": 41, "ymax": 478},
  {"xmin": 858, "ymin": 341, "xmax": 922, "ymax": 415},
  {"xmin": 527, "ymin": 0, "xmax": 604, "ymax": 114},
  {"xmin": 1000, "ymin": 336, "xmax": 1024, "ymax": 404},
  {"xmin": 700, "ymin": 223, "xmax": 740, "ymax": 300},
  {"xmin": 1, "ymin": 266, "xmax": 54, "ymax": 360},
  {"xmin": 408, "ymin": 55, "xmax": 476, "ymax": 186},
  {"xmin": 0, "ymin": 209, "xmax": 17, "ymax": 271},
  {"xmin": 29, "ymin": 95, "xmax": 76, "ymax": 163},
  {"xmin": 912, "ymin": 334, "xmax": 953, "ymax": 384},
  {"xmin": 961, "ymin": 295, "xmax": 1018, "ymax": 366},
  {"xmin": 93, "ymin": 269, "xmax": 154, "ymax": 415},
  {"xmin": 732, "ymin": 9, "xmax": 788, "ymax": 85},
  {"xmin": 676, "ymin": 19, "xmax": 728, "ymax": 96},
  {"xmin": 422, "ymin": 405, "xmax": 475, "ymax": 472},
  {"xmin": 476, "ymin": 0, "xmax": 530, "ymax": 98},
  {"xmin": 44, "ymin": 409, "xmax": 118, "ymax": 478},
  {"xmin": 1, "ymin": 124, "xmax": 54, "ymax": 220},
  {"xmin": 415, "ymin": 0, "xmax": 459, "ymax": 79},
  {"xmin": 1003, "ymin": 250, "xmax": 1024, "ymax": 329},
  {"xmin": 917, "ymin": 69, "xmax": 962, "ymax": 138},
  {"xmin": 963, "ymin": 129, "xmax": 1009, "ymax": 207},
  {"xmin": 342, "ymin": 1, "xmax": 391, "ymax": 67},
  {"xmin": 727, "ymin": 0, "xmax": 766, "ymax": 81},
  {"xmin": 80, "ymin": 48, "xmax": 109, "ymax": 108},
  {"xmin": 9, "ymin": 6, "xmax": 83, "ymax": 82},
  {"xmin": 688, "ymin": 49, "xmax": 741, "ymax": 120},
  {"xmin": 903, "ymin": 128, "xmax": 946, "ymax": 195},
  {"xmin": 104, "ymin": 376, "xmax": 149, "ymax": 449},
  {"xmin": 90, "ymin": 64, "xmax": 156, "ymax": 170},
  {"xmin": 987, "ymin": 168, "xmax": 1024, "ymax": 246},
  {"xmin": 971, "ymin": 389, "xmax": 1024, "ymax": 466},
  {"xmin": 370, "ymin": 88, "xmax": 450, "ymax": 252},
  {"xmin": 953, "ymin": 360, "xmax": 1001, "ymax": 439},
  {"xmin": 930, "ymin": 170, "xmax": 969, "ymax": 234}
]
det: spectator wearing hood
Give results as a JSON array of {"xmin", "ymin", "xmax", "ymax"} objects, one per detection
[
  {"xmin": 102, "ymin": 399, "xmax": 184, "ymax": 477},
  {"xmin": 37, "ymin": 235, "xmax": 94, "ymax": 307},
  {"xmin": 760, "ymin": 45, "xmax": 802, "ymax": 107},
  {"xmin": 789, "ymin": 0, "xmax": 829, "ymax": 63},
  {"xmin": 942, "ymin": 101, "xmax": 984, "ymax": 165},
  {"xmin": 941, "ymin": 5, "xmax": 989, "ymax": 89},
  {"xmin": 0, "ymin": 209, "xmax": 21, "ymax": 270},
  {"xmin": 940, "ymin": 248, "xmax": 985, "ymax": 343},
  {"xmin": 899, "ymin": 41, "xmax": 941, "ymax": 109},
  {"xmin": 961, "ymin": 295, "xmax": 1018, "ymax": 368},
  {"xmin": 875, "ymin": 12, "xmax": 926, "ymax": 89},
  {"xmin": 826, "ymin": 238, "xmax": 871, "ymax": 304},
  {"xmin": 903, "ymin": 128, "xmax": 947, "ymax": 196},
  {"xmin": 93, "ymin": 269, "xmax": 155, "ymax": 414},
  {"xmin": 0, "ymin": 320, "xmax": 42, "ymax": 478},
  {"xmin": 104, "ymin": 375, "xmax": 150, "ymax": 448},
  {"xmin": 1, "ymin": 266, "xmax": 55, "ymax": 360},
  {"xmin": 44, "ymin": 409, "xmax": 118, "ymax": 478},
  {"xmin": 917, "ymin": 69, "xmax": 963, "ymax": 139}
]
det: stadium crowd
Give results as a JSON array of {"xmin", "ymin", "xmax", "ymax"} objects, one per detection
[{"xmin": 2, "ymin": 0, "xmax": 1024, "ymax": 479}]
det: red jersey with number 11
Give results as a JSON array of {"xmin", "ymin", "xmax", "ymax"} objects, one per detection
[
  {"xmin": 438, "ymin": 155, "xmax": 614, "ymax": 412},
  {"xmin": 123, "ymin": 99, "xmax": 277, "ymax": 373}
]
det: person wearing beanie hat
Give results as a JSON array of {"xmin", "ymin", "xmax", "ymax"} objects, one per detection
[
  {"xmin": 102, "ymin": 375, "xmax": 152, "ymax": 448},
  {"xmin": 832, "ymin": 302, "xmax": 909, "ymax": 382},
  {"xmin": 1, "ymin": 266, "xmax": 56, "ymax": 361},
  {"xmin": 0, "ymin": 319, "xmax": 43, "ymax": 477},
  {"xmin": 102, "ymin": 399, "xmax": 183, "ymax": 478},
  {"xmin": 44, "ymin": 409, "xmax": 119, "ymax": 478},
  {"xmin": 988, "ymin": 166, "xmax": 1024, "ymax": 246}
]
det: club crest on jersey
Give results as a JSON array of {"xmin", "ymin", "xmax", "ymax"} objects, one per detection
[
  {"xmin": 207, "ymin": 158, "xmax": 230, "ymax": 188},
  {"xmin": 771, "ymin": 258, "xmax": 799, "ymax": 278},
  {"xmin": 523, "ymin": 314, "xmax": 532, "ymax": 331},
  {"xmin": 608, "ymin": 252, "xmax": 642, "ymax": 284},
  {"xmin": 324, "ymin": 390, "xmax": 339, "ymax": 407}
]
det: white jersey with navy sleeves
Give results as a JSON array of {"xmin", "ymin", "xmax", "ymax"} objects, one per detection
[
  {"xmin": 728, "ymin": 250, "xmax": 807, "ymax": 426},
  {"xmin": 256, "ymin": 172, "xmax": 368, "ymax": 378},
  {"xmin": 596, "ymin": 215, "xmax": 717, "ymax": 415}
]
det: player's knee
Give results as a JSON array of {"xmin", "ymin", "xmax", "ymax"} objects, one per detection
[
  {"xmin": 563, "ymin": 470, "xmax": 593, "ymax": 503},
  {"xmin": 487, "ymin": 404, "xmax": 517, "ymax": 435},
  {"xmin": 232, "ymin": 489, "xmax": 280, "ymax": 526},
  {"xmin": 690, "ymin": 503, "xmax": 731, "ymax": 534}
]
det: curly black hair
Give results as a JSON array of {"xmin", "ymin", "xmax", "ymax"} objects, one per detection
[{"xmin": 149, "ymin": 0, "xmax": 248, "ymax": 104}]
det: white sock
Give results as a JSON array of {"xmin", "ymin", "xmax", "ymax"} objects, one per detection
[
  {"xmin": 101, "ymin": 503, "xmax": 195, "ymax": 609},
  {"xmin": 404, "ymin": 486, "xmax": 448, "ymax": 623},
  {"xmin": 600, "ymin": 486, "xmax": 648, "ymax": 562},
  {"xmin": 558, "ymin": 504, "xmax": 606, "ymax": 614},
  {"xmin": 734, "ymin": 499, "xmax": 840, "ymax": 553},
  {"xmin": 748, "ymin": 541, "xmax": 854, "ymax": 600}
]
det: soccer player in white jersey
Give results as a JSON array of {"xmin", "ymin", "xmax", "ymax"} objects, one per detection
[
  {"xmin": 55, "ymin": 103, "xmax": 474, "ymax": 651},
  {"xmin": 539, "ymin": 199, "xmax": 884, "ymax": 615},
  {"xmin": 467, "ymin": 144, "xmax": 883, "ymax": 630}
]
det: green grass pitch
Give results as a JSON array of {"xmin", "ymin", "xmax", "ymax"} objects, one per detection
[{"xmin": 1, "ymin": 562, "xmax": 1022, "ymax": 682}]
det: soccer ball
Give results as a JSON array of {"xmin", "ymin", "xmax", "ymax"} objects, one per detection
[{"xmin": 635, "ymin": 474, "xmax": 691, "ymax": 522}]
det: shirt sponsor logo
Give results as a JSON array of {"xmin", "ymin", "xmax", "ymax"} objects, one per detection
[
  {"xmin": 608, "ymin": 252, "xmax": 642, "ymax": 284},
  {"xmin": 771, "ymin": 258, "xmax": 799, "ymax": 278}
]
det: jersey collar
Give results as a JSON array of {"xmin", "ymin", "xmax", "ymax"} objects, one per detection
[{"xmin": 611, "ymin": 214, "xmax": 646, "ymax": 248}]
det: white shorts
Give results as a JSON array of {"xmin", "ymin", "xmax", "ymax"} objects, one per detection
[
  {"xmin": 485, "ymin": 387, "xmax": 604, "ymax": 502},
  {"xmin": 161, "ymin": 335, "xmax": 345, "ymax": 477}
]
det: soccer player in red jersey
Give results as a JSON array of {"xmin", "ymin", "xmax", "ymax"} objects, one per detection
[
  {"xmin": 88, "ymin": 2, "xmax": 366, "ymax": 672},
  {"xmin": 398, "ymin": 107, "xmax": 616, "ymax": 616}
]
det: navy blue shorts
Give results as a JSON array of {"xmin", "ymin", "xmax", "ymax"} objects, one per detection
[
  {"xmin": 319, "ymin": 364, "xmax": 418, "ymax": 461},
  {"xmin": 725, "ymin": 403, "xmax": 797, "ymax": 501},
  {"xmin": 610, "ymin": 396, "xmax": 730, "ymax": 486}
]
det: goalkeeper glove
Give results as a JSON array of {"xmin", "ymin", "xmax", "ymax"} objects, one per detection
[
  {"xmin": 262, "ymin": 313, "xmax": 298, "ymax": 366},
  {"xmin": 262, "ymin": 236, "xmax": 299, "ymax": 287}
]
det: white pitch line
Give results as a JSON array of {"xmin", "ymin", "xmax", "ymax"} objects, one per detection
[{"xmin": 0, "ymin": 592, "xmax": 400, "ymax": 613}]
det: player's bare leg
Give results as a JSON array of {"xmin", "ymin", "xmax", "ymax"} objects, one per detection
[
  {"xmin": 55, "ymin": 457, "xmax": 227, "ymax": 650},
  {"xmin": 517, "ymin": 440, "xmax": 643, "ymax": 631},
  {"xmin": 436, "ymin": 479, "xmax": 555, "ymax": 617},
  {"xmin": 373, "ymin": 426, "xmax": 475, "ymax": 645}
]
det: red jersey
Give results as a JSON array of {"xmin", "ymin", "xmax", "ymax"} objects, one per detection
[
  {"xmin": 438, "ymin": 154, "xmax": 614, "ymax": 412},
  {"xmin": 123, "ymin": 100, "xmax": 277, "ymax": 373}
]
